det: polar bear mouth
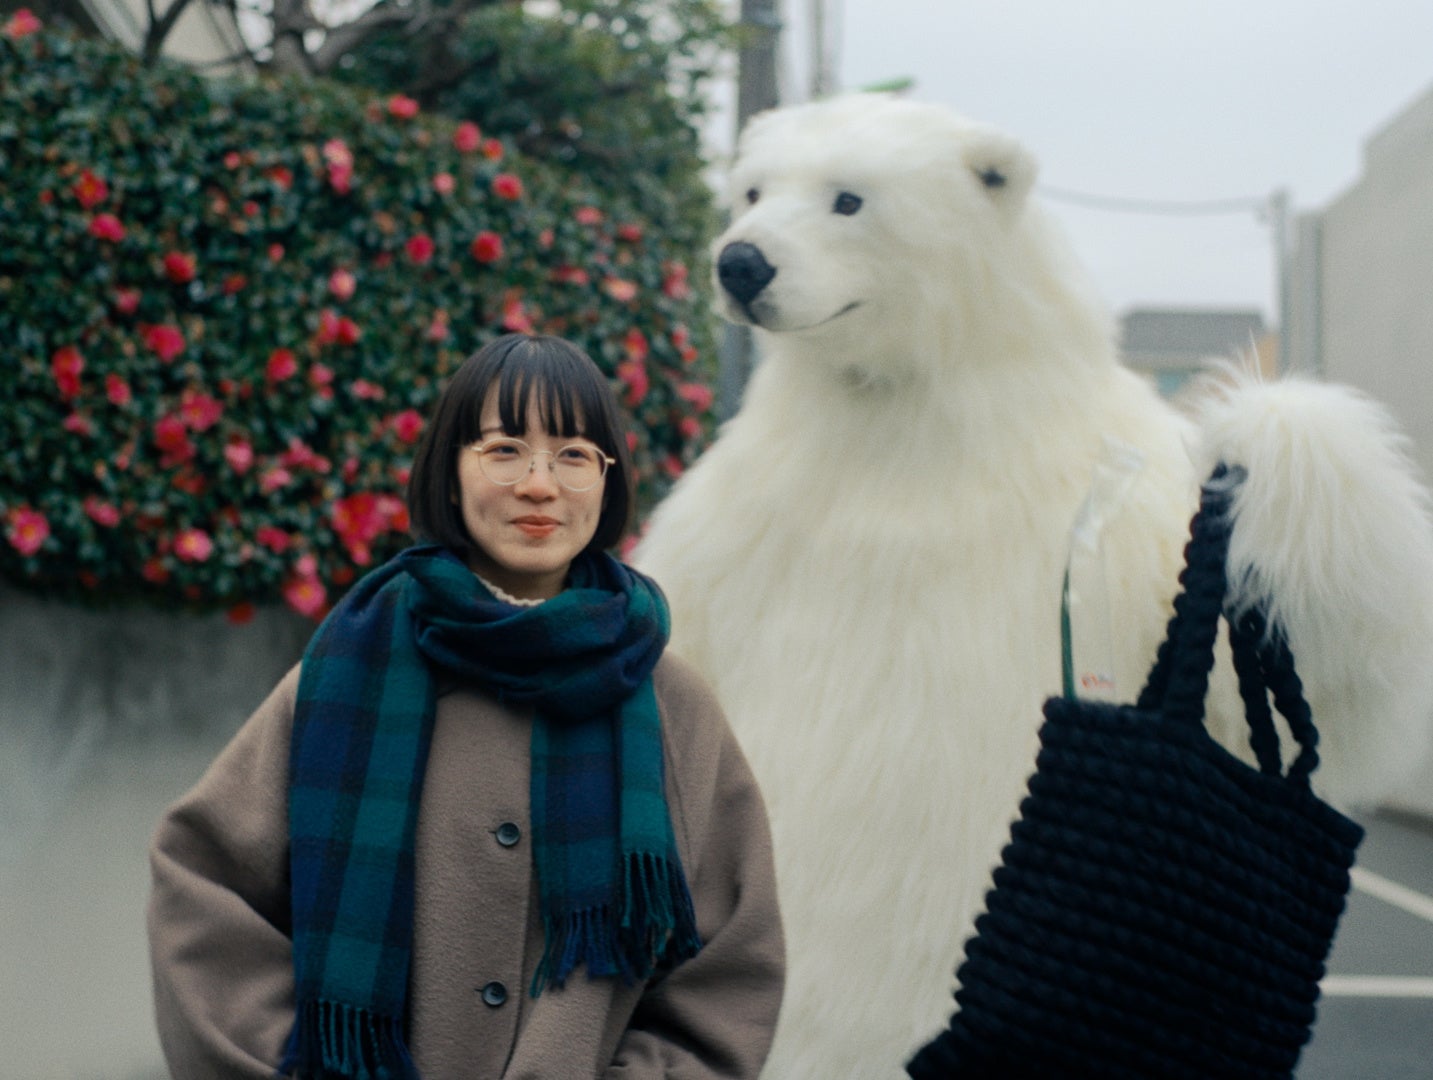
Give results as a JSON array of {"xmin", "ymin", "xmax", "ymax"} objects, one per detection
[{"xmin": 750, "ymin": 299, "xmax": 861, "ymax": 332}]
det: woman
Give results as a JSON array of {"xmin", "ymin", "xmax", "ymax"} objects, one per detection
[{"xmin": 147, "ymin": 334, "xmax": 785, "ymax": 1079}]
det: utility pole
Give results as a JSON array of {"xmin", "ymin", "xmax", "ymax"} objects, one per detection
[
  {"xmin": 717, "ymin": 0, "xmax": 782, "ymax": 419},
  {"xmin": 1269, "ymin": 187, "xmax": 1291, "ymax": 374}
]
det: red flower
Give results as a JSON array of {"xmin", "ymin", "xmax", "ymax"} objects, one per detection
[
  {"xmin": 469, "ymin": 231, "xmax": 503, "ymax": 264},
  {"xmin": 679, "ymin": 416, "xmax": 702, "ymax": 440},
  {"xmin": 283, "ymin": 574, "xmax": 328, "ymax": 619},
  {"xmin": 327, "ymin": 162, "xmax": 353, "ymax": 194},
  {"xmin": 163, "ymin": 251, "xmax": 197, "ymax": 284},
  {"xmin": 259, "ymin": 467, "xmax": 292, "ymax": 493},
  {"xmin": 50, "ymin": 345, "xmax": 83, "ymax": 400},
  {"xmin": 141, "ymin": 558, "xmax": 170, "ymax": 585},
  {"xmin": 72, "ymin": 169, "xmax": 108, "ymax": 210},
  {"xmin": 280, "ymin": 437, "xmax": 330, "ymax": 473},
  {"xmin": 331, "ymin": 493, "xmax": 385, "ymax": 565},
  {"xmin": 153, "ymin": 413, "xmax": 195, "ymax": 466},
  {"xmin": 224, "ymin": 438, "xmax": 254, "ymax": 474},
  {"xmin": 267, "ymin": 165, "xmax": 294, "ymax": 190},
  {"xmin": 676, "ymin": 381, "xmax": 715, "ymax": 413},
  {"xmin": 501, "ymin": 294, "xmax": 533, "ymax": 334},
  {"xmin": 406, "ymin": 234, "xmax": 435, "ymax": 264},
  {"xmin": 328, "ymin": 268, "xmax": 356, "ymax": 302},
  {"xmin": 550, "ymin": 265, "xmax": 590, "ymax": 286},
  {"xmin": 222, "ymin": 274, "xmax": 247, "ymax": 294},
  {"xmin": 350, "ymin": 379, "xmax": 386, "ymax": 401},
  {"xmin": 84, "ymin": 496, "xmax": 121, "ymax": 528},
  {"xmin": 616, "ymin": 359, "xmax": 649, "ymax": 406},
  {"xmin": 387, "ymin": 94, "xmax": 420, "ymax": 119},
  {"xmin": 492, "ymin": 173, "xmax": 524, "ymax": 200},
  {"xmin": 256, "ymin": 525, "xmax": 291, "ymax": 553},
  {"xmin": 425, "ymin": 310, "xmax": 450, "ymax": 342},
  {"xmin": 308, "ymin": 364, "xmax": 335, "ymax": 401},
  {"xmin": 180, "ymin": 389, "xmax": 223, "ymax": 431},
  {"xmin": 481, "ymin": 138, "xmax": 504, "ymax": 162},
  {"xmin": 113, "ymin": 287, "xmax": 141, "ymax": 316},
  {"xmin": 226, "ymin": 602, "xmax": 257, "ymax": 625},
  {"xmin": 315, "ymin": 310, "xmax": 359, "ymax": 347},
  {"xmin": 63, "ymin": 412, "xmax": 93, "ymax": 436},
  {"xmin": 575, "ymin": 206, "xmax": 605, "ymax": 226},
  {"xmin": 4, "ymin": 8, "xmax": 42, "ymax": 38},
  {"xmin": 266, "ymin": 347, "xmax": 298, "ymax": 382},
  {"xmin": 604, "ymin": 277, "xmax": 638, "ymax": 303},
  {"xmin": 268, "ymin": 243, "xmax": 285, "ymax": 263},
  {"xmin": 389, "ymin": 409, "xmax": 424, "ymax": 444},
  {"xmin": 662, "ymin": 261, "xmax": 691, "ymax": 300},
  {"xmin": 223, "ymin": 151, "xmax": 242, "ymax": 170},
  {"xmin": 453, "ymin": 122, "xmax": 482, "ymax": 153},
  {"xmin": 105, "ymin": 373, "xmax": 133, "ymax": 407},
  {"xmin": 622, "ymin": 328, "xmax": 649, "ymax": 363},
  {"xmin": 617, "ymin": 223, "xmax": 644, "ymax": 243},
  {"xmin": 89, "ymin": 213, "xmax": 126, "ymax": 242},
  {"xmin": 431, "ymin": 172, "xmax": 456, "ymax": 196},
  {"xmin": 174, "ymin": 528, "xmax": 214, "ymax": 563},
  {"xmin": 142, "ymin": 323, "xmax": 186, "ymax": 362},
  {"xmin": 6, "ymin": 506, "xmax": 50, "ymax": 556}
]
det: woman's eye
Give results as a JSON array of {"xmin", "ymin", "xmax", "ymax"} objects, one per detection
[
  {"xmin": 559, "ymin": 446, "xmax": 596, "ymax": 465},
  {"xmin": 486, "ymin": 443, "xmax": 521, "ymax": 458},
  {"xmin": 833, "ymin": 191, "xmax": 862, "ymax": 216}
]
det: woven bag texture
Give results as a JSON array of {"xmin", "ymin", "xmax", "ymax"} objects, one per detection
[{"xmin": 908, "ymin": 467, "xmax": 1365, "ymax": 1080}]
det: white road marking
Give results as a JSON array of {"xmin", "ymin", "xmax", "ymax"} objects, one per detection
[
  {"xmin": 1320, "ymin": 976, "xmax": 1433, "ymax": 998},
  {"xmin": 1351, "ymin": 866, "xmax": 1433, "ymax": 926}
]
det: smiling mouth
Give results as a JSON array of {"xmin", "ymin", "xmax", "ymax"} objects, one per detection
[{"xmin": 514, "ymin": 517, "xmax": 558, "ymax": 538}]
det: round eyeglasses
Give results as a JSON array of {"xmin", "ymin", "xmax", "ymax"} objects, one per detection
[{"xmin": 468, "ymin": 436, "xmax": 615, "ymax": 492}]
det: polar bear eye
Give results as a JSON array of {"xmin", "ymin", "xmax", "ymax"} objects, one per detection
[
  {"xmin": 745, "ymin": 187, "xmax": 760, "ymax": 205},
  {"xmin": 833, "ymin": 191, "xmax": 863, "ymax": 216}
]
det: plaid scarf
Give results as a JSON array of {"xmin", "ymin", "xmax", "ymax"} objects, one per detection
[{"xmin": 280, "ymin": 544, "xmax": 700, "ymax": 1080}]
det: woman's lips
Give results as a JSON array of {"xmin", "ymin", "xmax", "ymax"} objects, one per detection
[{"xmin": 514, "ymin": 516, "xmax": 558, "ymax": 538}]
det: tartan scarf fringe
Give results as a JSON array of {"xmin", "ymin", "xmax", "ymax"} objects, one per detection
[
  {"xmin": 280, "ymin": 999, "xmax": 419, "ymax": 1080},
  {"xmin": 533, "ymin": 851, "xmax": 703, "ymax": 995}
]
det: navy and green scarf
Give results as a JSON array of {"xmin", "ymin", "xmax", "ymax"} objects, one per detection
[{"xmin": 280, "ymin": 544, "xmax": 701, "ymax": 1080}]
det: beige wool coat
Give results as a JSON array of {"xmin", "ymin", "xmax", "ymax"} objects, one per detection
[{"xmin": 147, "ymin": 651, "xmax": 784, "ymax": 1079}]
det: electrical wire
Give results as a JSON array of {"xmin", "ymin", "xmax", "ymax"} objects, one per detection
[{"xmin": 1038, "ymin": 185, "xmax": 1271, "ymax": 217}]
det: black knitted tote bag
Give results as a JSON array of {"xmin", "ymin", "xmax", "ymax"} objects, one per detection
[{"xmin": 907, "ymin": 465, "xmax": 1364, "ymax": 1080}]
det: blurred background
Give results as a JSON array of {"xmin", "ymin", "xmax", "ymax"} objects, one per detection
[{"xmin": 2, "ymin": 1, "xmax": 1431, "ymax": 1076}]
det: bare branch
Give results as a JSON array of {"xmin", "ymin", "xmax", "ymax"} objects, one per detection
[{"xmin": 142, "ymin": 0, "xmax": 201, "ymax": 62}]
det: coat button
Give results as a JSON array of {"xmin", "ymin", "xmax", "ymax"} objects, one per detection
[
  {"xmin": 495, "ymin": 822, "xmax": 521, "ymax": 847},
  {"xmin": 480, "ymin": 981, "xmax": 508, "ymax": 1007}
]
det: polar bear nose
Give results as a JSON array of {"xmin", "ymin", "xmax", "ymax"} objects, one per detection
[{"xmin": 716, "ymin": 242, "xmax": 777, "ymax": 305}]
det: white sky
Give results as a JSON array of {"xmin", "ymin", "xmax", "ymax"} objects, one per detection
[{"xmin": 718, "ymin": 0, "xmax": 1433, "ymax": 325}]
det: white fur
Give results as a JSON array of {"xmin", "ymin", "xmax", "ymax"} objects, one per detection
[{"xmin": 635, "ymin": 94, "xmax": 1433, "ymax": 1079}]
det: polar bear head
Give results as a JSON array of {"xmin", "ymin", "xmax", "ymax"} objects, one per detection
[{"xmin": 713, "ymin": 93, "xmax": 1107, "ymax": 383}]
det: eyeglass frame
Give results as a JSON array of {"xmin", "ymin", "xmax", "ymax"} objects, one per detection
[{"xmin": 466, "ymin": 435, "xmax": 617, "ymax": 492}]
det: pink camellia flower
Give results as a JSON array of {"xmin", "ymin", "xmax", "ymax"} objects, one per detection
[
  {"xmin": 501, "ymin": 294, "xmax": 533, "ymax": 334},
  {"xmin": 142, "ymin": 323, "xmax": 186, "ymax": 362},
  {"xmin": 491, "ymin": 173, "xmax": 524, "ymax": 201},
  {"xmin": 315, "ymin": 310, "xmax": 359, "ymax": 347},
  {"xmin": 387, "ymin": 94, "xmax": 419, "ymax": 119},
  {"xmin": 163, "ymin": 251, "xmax": 197, "ymax": 284},
  {"xmin": 174, "ymin": 528, "xmax": 214, "ymax": 563},
  {"xmin": 662, "ymin": 454, "xmax": 685, "ymax": 480},
  {"xmin": 113, "ymin": 287, "xmax": 141, "ymax": 316},
  {"xmin": 679, "ymin": 416, "xmax": 703, "ymax": 440},
  {"xmin": 604, "ymin": 277, "xmax": 638, "ymax": 303},
  {"xmin": 256, "ymin": 525, "xmax": 291, "ymax": 553},
  {"xmin": 223, "ymin": 151, "xmax": 242, "ymax": 170},
  {"xmin": 180, "ymin": 389, "xmax": 223, "ymax": 431},
  {"xmin": 267, "ymin": 165, "xmax": 294, "ymax": 190},
  {"xmin": 617, "ymin": 223, "xmax": 644, "ymax": 243},
  {"xmin": 50, "ymin": 345, "xmax": 83, "ymax": 400},
  {"xmin": 140, "ymin": 557, "xmax": 170, "ymax": 584},
  {"xmin": 575, "ymin": 206, "xmax": 604, "ymax": 226},
  {"xmin": 389, "ymin": 409, "xmax": 424, "ymax": 444},
  {"xmin": 331, "ymin": 492, "xmax": 384, "ymax": 565},
  {"xmin": 549, "ymin": 265, "xmax": 589, "ymax": 286},
  {"xmin": 308, "ymin": 365, "xmax": 335, "ymax": 402},
  {"xmin": 280, "ymin": 437, "xmax": 330, "ymax": 474},
  {"xmin": 616, "ymin": 359, "xmax": 649, "ymax": 406},
  {"xmin": 328, "ymin": 268, "xmax": 356, "ymax": 302},
  {"xmin": 283, "ymin": 573, "xmax": 328, "ymax": 619},
  {"xmin": 7, "ymin": 506, "xmax": 50, "ymax": 556},
  {"xmin": 469, "ymin": 230, "xmax": 503, "ymax": 264},
  {"xmin": 662, "ymin": 261, "xmax": 691, "ymax": 300},
  {"xmin": 89, "ymin": 213, "xmax": 126, "ymax": 242},
  {"xmin": 223, "ymin": 438, "xmax": 254, "ymax": 474},
  {"xmin": 83, "ymin": 496, "xmax": 121, "ymax": 528},
  {"xmin": 676, "ymin": 381, "xmax": 715, "ymax": 413},
  {"xmin": 105, "ymin": 373, "xmax": 133, "ymax": 407},
  {"xmin": 4, "ymin": 7, "xmax": 42, "ymax": 38},
  {"xmin": 323, "ymin": 139, "xmax": 354, "ymax": 194},
  {"xmin": 259, "ymin": 466, "xmax": 292, "ymax": 493},
  {"xmin": 268, "ymin": 243, "xmax": 285, "ymax": 263},
  {"xmin": 425, "ymin": 310, "xmax": 450, "ymax": 342},
  {"xmin": 350, "ymin": 379, "xmax": 385, "ymax": 401},
  {"xmin": 153, "ymin": 413, "xmax": 195, "ymax": 466},
  {"xmin": 72, "ymin": 168, "xmax": 108, "ymax": 210},
  {"xmin": 63, "ymin": 412, "xmax": 93, "ymax": 436},
  {"xmin": 622, "ymin": 328, "xmax": 648, "ymax": 363},
  {"xmin": 377, "ymin": 494, "xmax": 409, "ymax": 534},
  {"xmin": 481, "ymin": 138, "xmax": 504, "ymax": 162},
  {"xmin": 222, "ymin": 274, "xmax": 247, "ymax": 294},
  {"xmin": 453, "ymin": 121, "xmax": 482, "ymax": 153},
  {"xmin": 406, "ymin": 233, "xmax": 435, "ymax": 264},
  {"xmin": 266, "ymin": 347, "xmax": 298, "ymax": 382},
  {"xmin": 431, "ymin": 172, "xmax": 455, "ymax": 196}
]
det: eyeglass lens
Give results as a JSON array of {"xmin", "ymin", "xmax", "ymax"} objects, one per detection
[{"xmin": 476, "ymin": 438, "xmax": 607, "ymax": 491}]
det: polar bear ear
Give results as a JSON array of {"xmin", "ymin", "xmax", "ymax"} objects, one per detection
[{"xmin": 961, "ymin": 129, "xmax": 1038, "ymax": 210}]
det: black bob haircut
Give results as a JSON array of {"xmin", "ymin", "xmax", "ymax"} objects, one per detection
[{"xmin": 406, "ymin": 334, "xmax": 635, "ymax": 559}]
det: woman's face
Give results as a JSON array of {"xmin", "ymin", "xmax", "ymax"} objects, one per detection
[{"xmin": 455, "ymin": 387, "xmax": 605, "ymax": 601}]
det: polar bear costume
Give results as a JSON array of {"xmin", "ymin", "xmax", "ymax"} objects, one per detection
[{"xmin": 634, "ymin": 93, "xmax": 1433, "ymax": 1079}]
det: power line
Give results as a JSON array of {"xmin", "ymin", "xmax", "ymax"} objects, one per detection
[{"xmin": 1038, "ymin": 185, "xmax": 1272, "ymax": 218}]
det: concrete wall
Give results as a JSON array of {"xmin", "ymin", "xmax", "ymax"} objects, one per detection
[{"xmin": 0, "ymin": 583, "xmax": 312, "ymax": 1078}]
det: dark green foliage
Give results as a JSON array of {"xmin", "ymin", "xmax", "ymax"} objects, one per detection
[{"xmin": 0, "ymin": 22, "xmax": 720, "ymax": 618}]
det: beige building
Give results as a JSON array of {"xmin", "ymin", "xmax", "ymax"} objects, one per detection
[{"xmin": 23, "ymin": 0, "xmax": 247, "ymax": 68}]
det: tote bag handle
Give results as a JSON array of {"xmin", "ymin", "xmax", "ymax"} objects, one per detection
[{"xmin": 1129, "ymin": 464, "xmax": 1322, "ymax": 789}]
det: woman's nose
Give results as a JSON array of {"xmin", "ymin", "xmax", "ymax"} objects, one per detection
[{"xmin": 513, "ymin": 455, "xmax": 560, "ymax": 496}]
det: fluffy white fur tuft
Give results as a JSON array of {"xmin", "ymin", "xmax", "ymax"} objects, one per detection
[{"xmin": 635, "ymin": 94, "xmax": 1433, "ymax": 1079}]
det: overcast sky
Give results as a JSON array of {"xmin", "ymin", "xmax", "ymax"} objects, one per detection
[{"xmin": 731, "ymin": 0, "xmax": 1433, "ymax": 325}]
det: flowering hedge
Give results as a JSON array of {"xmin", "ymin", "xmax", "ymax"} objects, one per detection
[{"xmin": 0, "ymin": 15, "xmax": 720, "ymax": 620}]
